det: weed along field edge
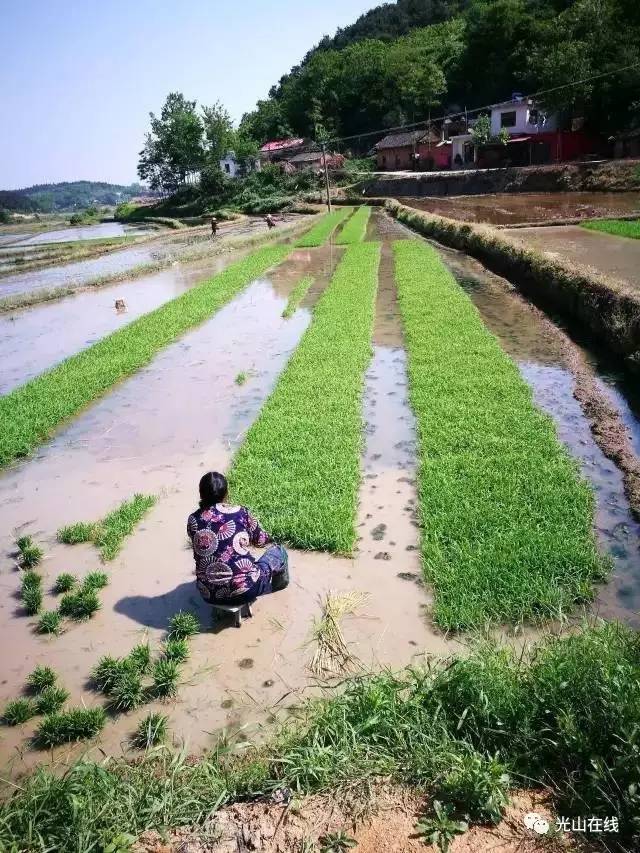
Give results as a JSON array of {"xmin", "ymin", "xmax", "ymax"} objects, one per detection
[
  {"xmin": 229, "ymin": 241, "xmax": 381, "ymax": 552},
  {"xmin": 394, "ymin": 240, "xmax": 606, "ymax": 629}
]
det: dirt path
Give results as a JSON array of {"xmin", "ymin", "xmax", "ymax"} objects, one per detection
[{"xmin": 505, "ymin": 224, "xmax": 640, "ymax": 290}]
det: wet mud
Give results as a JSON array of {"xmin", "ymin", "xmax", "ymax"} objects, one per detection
[
  {"xmin": 504, "ymin": 224, "xmax": 640, "ymax": 291},
  {"xmin": 438, "ymin": 243, "xmax": 640, "ymax": 625},
  {"xmin": 398, "ymin": 191, "xmax": 640, "ymax": 226}
]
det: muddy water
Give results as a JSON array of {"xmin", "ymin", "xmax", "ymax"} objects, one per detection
[
  {"xmin": 504, "ymin": 224, "xmax": 640, "ymax": 290},
  {"xmin": 3, "ymin": 222, "xmax": 155, "ymax": 247},
  {"xmin": 0, "ymin": 224, "xmax": 455, "ymax": 779},
  {"xmin": 0, "ymin": 248, "xmax": 256, "ymax": 395},
  {"xmin": 438, "ymin": 245, "xmax": 640, "ymax": 626},
  {"xmin": 399, "ymin": 192, "xmax": 640, "ymax": 225}
]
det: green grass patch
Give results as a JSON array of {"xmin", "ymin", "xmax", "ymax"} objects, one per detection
[
  {"xmin": 0, "ymin": 247, "xmax": 289, "ymax": 468},
  {"xmin": 229, "ymin": 242, "xmax": 380, "ymax": 552},
  {"xmin": 294, "ymin": 207, "xmax": 352, "ymax": 248},
  {"xmin": 58, "ymin": 494, "xmax": 156, "ymax": 561},
  {"xmin": 0, "ymin": 625, "xmax": 638, "ymax": 849},
  {"xmin": 282, "ymin": 275, "xmax": 314, "ymax": 318},
  {"xmin": 33, "ymin": 707, "xmax": 106, "ymax": 749},
  {"xmin": 393, "ymin": 240, "xmax": 605, "ymax": 629},
  {"xmin": 334, "ymin": 205, "xmax": 371, "ymax": 245},
  {"xmin": 581, "ymin": 217, "xmax": 640, "ymax": 240}
]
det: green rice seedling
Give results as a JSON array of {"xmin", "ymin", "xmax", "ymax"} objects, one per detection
[
  {"xmin": 33, "ymin": 707, "xmax": 106, "ymax": 748},
  {"xmin": 15, "ymin": 535, "xmax": 32, "ymax": 552},
  {"xmin": 234, "ymin": 371, "xmax": 247, "ymax": 385},
  {"xmin": 167, "ymin": 611, "xmax": 200, "ymax": 640},
  {"xmin": 83, "ymin": 571, "xmax": 108, "ymax": 591},
  {"xmin": 0, "ymin": 247, "xmax": 290, "ymax": 469},
  {"xmin": 58, "ymin": 494, "xmax": 156, "ymax": 562},
  {"xmin": 282, "ymin": 275, "xmax": 313, "ymax": 319},
  {"xmin": 92, "ymin": 655, "xmax": 129, "ymax": 694},
  {"xmin": 36, "ymin": 611, "xmax": 62, "ymax": 635},
  {"xmin": 26, "ymin": 665, "xmax": 57, "ymax": 693},
  {"xmin": 127, "ymin": 643, "xmax": 151, "ymax": 675},
  {"xmin": 59, "ymin": 589, "xmax": 101, "ymax": 621},
  {"xmin": 582, "ymin": 218, "xmax": 640, "ymax": 240},
  {"xmin": 21, "ymin": 570, "xmax": 42, "ymax": 590},
  {"xmin": 56, "ymin": 521, "xmax": 100, "ymax": 545},
  {"xmin": 294, "ymin": 207, "xmax": 352, "ymax": 248},
  {"xmin": 53, "ymin": 572, "xmax": 76, "ymax": 593},
  {"xmin": 34, "ymin": 686, "xmax": 69, "ymax": 716},
  {"xmin": 393, "ymin": 240, "xmax": 605, "ymax": 629},
  {"xmin": 162, "ymin": 637, "xmax": 189, "ymax": 664},
  {"xmin": 132, "ymin": 712, "xmax": 168, "ymax": 749},
  {"xmin": 3, "ymin": 698, "xmax": 35, "ymax": 726},
  {"xmin": 334, "ymin": 205, "xmax": 371, "ymax": 245},
  {"xmin": 22, "ymin": 585, "xmax": 42, "ymax": 615},
  {"xmin": 20, "ymin": 543, "xmax": 43, "ymax": 568},
  {"xmin": 108, "ymin": 670, "xmax": 144, "ymax": 713},
  {"xmin": 152, "ymin": 659, "xmax": 180, "ymax": 698},
  {"xmin": 229, "ymin": 242, "xmax": 381, "ymax": 552}
]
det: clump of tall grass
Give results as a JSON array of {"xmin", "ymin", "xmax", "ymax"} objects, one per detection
[
  {"xmin": 26, "ymin": 665, "xmax": 57, "ymax": 693},
  {"xmin": 151, "ymin": 659, "xmax": 180, "ymax": 699},
  {"xmin": 37, "ymin": 611, "xmax": 62, "ymax": 635},
  {"xmin": 108, "ymin": 670, "xmax": 144, "ymax": 713},
  {"xmin": 21, "ymin": 584, "xmax": 43, "ymax": 616},
  {"xmin": 33, "ymin": 707, "xmax": 106, "ymax": 748},
  {"xmin": 334, "ymin": 205, "xmax": 371, "ymax": 245},
  {"xmin": 19, "ymin": 543, "xmax": 43, "ymax": 569},
  {"xmin": 34, "ymin": 686, "xmax": 69, "ymax": 716},
  {"xmin": 167, "ymin": 611, "xmax": 200, "ymax": 640},
  {"xmin": 229, "ymin": 242, "xmax": 381, "ymax": 552},
  {"xmin": 59, "ymin": 589, "xmax": 101, "ymax": 621},
  {"xmin": 127, "ymin": 643, "xmax": 151, "ymax": 675},
  {"xmin": 53, "ymin": 572, "xmax": 76, "ymax": 594},
  {"xmin": 58, "ymin": 494, "xmax": 156, "ymax": 561},
  {"xmin": 83, "ymin": 571, "xmax": 108, "ymax": 590},
  {"xmin": 282, "ymin": 275, "xmax": 313, "ymax": 319},
  {"xmin": 393, "ymin": 239, "xmax": 605, "ymax": 628},
  {"xmin": 162, "ymin": 638, "xmax": 190, "ymax": 664},
  {"xmin": 294, "ymin": 208, "xmax": 352, "ymax": 248},
  {"xmin": 132, "ymin": 712, "xmax": 168, "ymax": 749},
  {"xmin": 3, "ymin": 698, "xmax": 36, "ymax": 726},
  {"xmin": 0, "ymin": 247, "xmax": 291, "ymax": 469}
]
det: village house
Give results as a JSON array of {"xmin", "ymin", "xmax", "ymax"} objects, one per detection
[
  {"xmin": 259, "ymin": 138, "xmax": 305, "ymax": 164},
  {"xmin": 218, "ymin": 151, "xmax": 260, "ymax": 178},
  {"xmin": 374, "ymin": 129, "xmax": 451, "ymax": 171},
  {"xmin": 287, "ymin": 150, "xmax": 345, "ymax": 172}
]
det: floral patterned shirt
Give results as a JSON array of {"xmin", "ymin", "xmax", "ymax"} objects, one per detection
[{"xmin": 187, "ymin": 503, "xmax": 271, "ymax": 602}]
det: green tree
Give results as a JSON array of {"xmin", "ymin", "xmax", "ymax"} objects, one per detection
[
  {"xmin": 137, "ymin": 92, "xmax": 204, "ymax": 192},
  {"xmin": 202, "ymin": 101, "xmax": 235, "ymax": 164}
]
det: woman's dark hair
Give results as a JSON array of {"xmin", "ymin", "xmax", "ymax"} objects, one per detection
[{"xmin": 199, "ymin": 471, "xmax": 228, "ymax": 509}]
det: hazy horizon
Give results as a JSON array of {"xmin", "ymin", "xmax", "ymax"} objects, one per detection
[{"xmin": 0, "ymin": 0, "xmax": 378, "ymax": 190}]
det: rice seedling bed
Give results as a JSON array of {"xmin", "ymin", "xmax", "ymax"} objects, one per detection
[
  {"xmin": 581, "ymin": 218, "xmax": 640, "ymax": 240},
  {"xmin": 393, "ymin": 239, "xmax": 605, "ymax": 629},
  {"xmin": 0, "ymin": 246, "xmax": 289, "ymax": 468},
  {"xmin": 229, "ymin": 242, "xmax": 381, "ymax": 552},
  {"xmin": 334, "ymin": 205, "xmax": 371, "ymax": 245},
  {"xmin": 282, "ymin": 275, "xmax": 313, "ymax": 318},
  {"xmin": 294, "ymin": 208, "xmax": 353, "ymax": 248}
]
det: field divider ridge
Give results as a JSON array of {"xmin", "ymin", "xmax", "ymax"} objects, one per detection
[
  {"xmin": 334, "ymin": 205, "xmax": 371, "ymax": 245},
  {"xmin": 393, "ymin": 239, "xmax": 606, "ymax": 629},
  {"xmin": 294, "ymin": 207, "xmax": 353, "ymax": 248},
  {"xmin": 229, "ymin": 241, "xmax": 381, "ymax": 553}
]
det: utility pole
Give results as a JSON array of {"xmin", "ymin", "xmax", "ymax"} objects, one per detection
[{"xmin": 321, "ymin": 142, "xmax": 332, "ymax": 212}]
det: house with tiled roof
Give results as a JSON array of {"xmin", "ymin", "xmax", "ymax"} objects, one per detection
[
  {"xmin": 259, "ymin": 138, "xmax": 305, "ymax": 164},
  {"xmin": 374, "ymin": 129, "xmax": 450, "ymax": 171}
]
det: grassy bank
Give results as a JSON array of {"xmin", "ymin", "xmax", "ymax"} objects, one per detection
[
  {"xmin": 229, "ymin": 241, "xmax": 380, "ymax": 552},
  {"xmin": 0, "ymin": 216, "xmax": 314, "ymax": 313},
  {"xmin": 294, "ymin": 207, "xmax": 353, "ymax": 248},
  {"xmin": 0, "ymin": 246, "xmax": 289, "ymax": 468},
  {"xmin": 0, "ymin": 623, "xmax": 637, "ymax": 850},
  {"xmin": 335, "ymin": 205, "xmax": 371, "ymax": 244},
  {"xmin": 282, "ymin": 275, "xmax": 313, "ymax": 318},
  {"xmin": 386, "ymin": 200, "xmax": 640, "ymax": 372},
  {"xmin": 582, "ymin": 218, "xmax": 640, "ymax": 240},
  {"xmin": 394, "ymin": 240, "xmax": 605, "ymax": 628}
]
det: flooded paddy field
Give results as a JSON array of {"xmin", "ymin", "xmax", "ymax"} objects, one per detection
[
  {"xmin": 0, "ymin": 222, "xmax": 156, "ymax": 247},
  {"xmin": 503, "ymin": 223, "xmax": 640, "ymax": 290},
  {"xmin": 1, "ymin": 209, "xmax": 639, "ymax": 785},
  {"xmin": 398, "ymin": 191, "xmax": 640, "ymax": 225}
]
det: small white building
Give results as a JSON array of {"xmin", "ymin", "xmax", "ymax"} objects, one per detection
[
  {"xmin": 450, "ymin": 133, "xmax": 474, "ymax": 167},
  {"xmin": 219, "ymin": 151, "xmax": 260, "ymax": 178},
  {"xmin": 490, "ymin": 97, "xmax": 556, "ymax": 137}
]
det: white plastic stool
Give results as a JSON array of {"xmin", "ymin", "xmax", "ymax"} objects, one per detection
[{"xmin": 211, "ymin": 601, "xmax": 253, "ymax": 628}]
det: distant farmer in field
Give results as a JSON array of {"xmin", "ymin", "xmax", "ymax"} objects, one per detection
[
  {"xmin": 187, "ymin": 471, "xmax": 289, "ymax": 607},
  {"xmin": 210, "ymin": 216, "xmax": 218, "ymax": 238},
  {"xmin": 265, "ymin": 213, "xmax": 276, "ymax": 229}
]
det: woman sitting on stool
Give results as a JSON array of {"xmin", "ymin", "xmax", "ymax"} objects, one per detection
[{"xmin": 187, "ymin": 471, "xmax": 289, "ymax": 607}]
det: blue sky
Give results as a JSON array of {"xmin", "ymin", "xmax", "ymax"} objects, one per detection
[{"xmin": 0, "ymin": 0, "xmax": 379, "ymax": 189}]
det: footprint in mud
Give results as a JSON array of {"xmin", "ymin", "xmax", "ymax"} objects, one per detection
[
  {"xmin": 262, "ymin": 679, "xmax": 275, "ymax": 688},
  {"xmin": 397, "ymin": 572, "xmax": 423, "ymax": 586},
  {"xmin": 405, "ymin": 544, "xmax": 418, "ymax": 551},
  {"xmin": 220, "ymin": 698, "xmax": 234, "ymax": 709},
  {"xmin": 374, "ymin": 552, "xmax": 391, "ymax": 561},
  {"xmin": 365, "ymin": 473, "xmax": 377, "ymax": 480},
  {"xmin": 371, "ymin": 453, "xmax": 382, "ymax": 461},
  {"xmin": 397, "ymin": 476, "xmax": 416, "ymax": 485},
  {"xmin": 238, "ymin": 658, "xmax": 254, "ymax": 670},
  {"xmin": 371, "ymin": 523, "xmax": 386, "ymax": 541}
]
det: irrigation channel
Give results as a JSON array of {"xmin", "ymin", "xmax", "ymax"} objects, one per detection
[{"xmin": 0, "ymin": 208, "xmax": 639, "ymax": 780}]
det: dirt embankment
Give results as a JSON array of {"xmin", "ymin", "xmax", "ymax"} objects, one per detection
[
  {"xmin": 364, "ymin": 159, "xmax": 640, "ymax": 198},
  {"xmin": 385, "ymin": 200, "xmax": 640, "ymax": 374}
]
